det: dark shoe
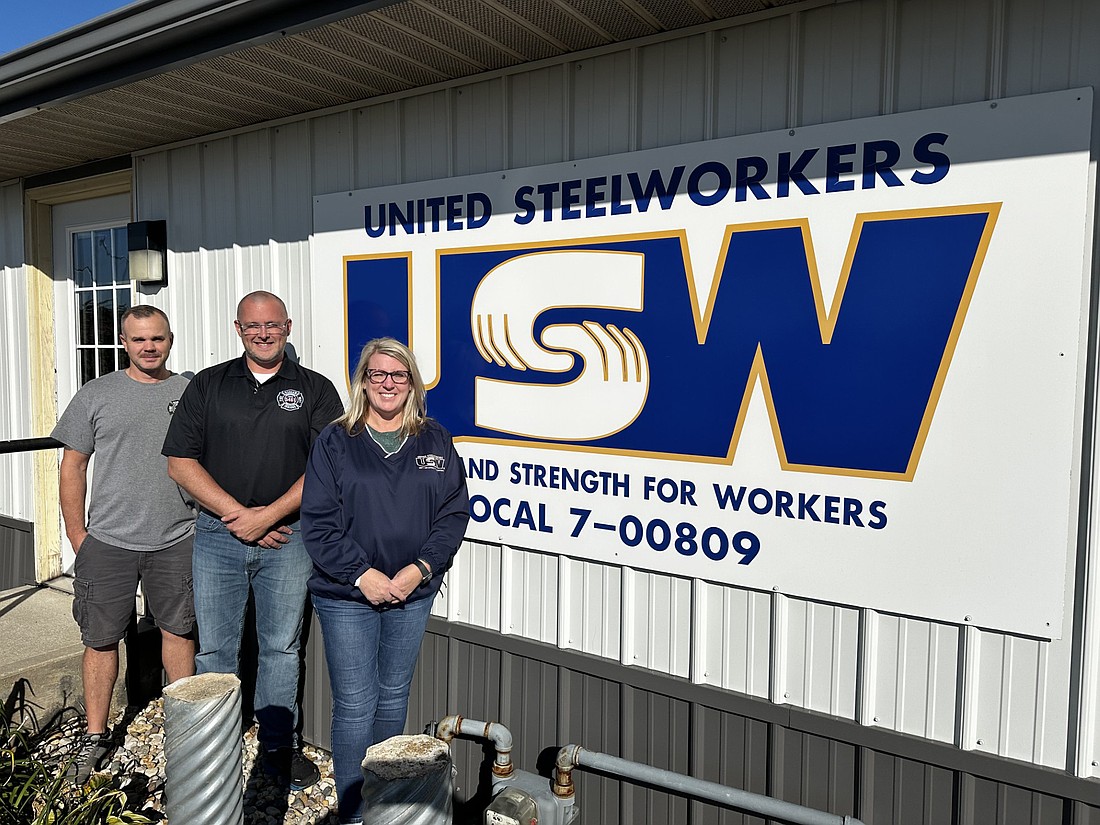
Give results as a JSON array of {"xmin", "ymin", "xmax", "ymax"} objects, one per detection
[
  {"xmin": 65, "ymin": 733, "xmax": 113, "ymax": 785},
  {"xmin": 262, "ymin": 746, "xmax": 320, "ymax": 790}
]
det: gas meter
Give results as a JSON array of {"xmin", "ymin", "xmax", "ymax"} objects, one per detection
[{"xmin": 484, "ymin": 786, "xmax": 539, "ymax": 824}]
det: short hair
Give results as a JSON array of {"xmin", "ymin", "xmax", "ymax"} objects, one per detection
[
  {"xmin": 236, "ymin": 290, "xmax": 288, "ymax": 320},
  {"xmin": 120, "ymin": 305, "xmax": 171, "ymax": 335},
  {"xmin": 337, "ymin": 337, "xmax": 427, "ymax": 437}
]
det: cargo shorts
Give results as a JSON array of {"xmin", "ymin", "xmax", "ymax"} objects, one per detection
[{"xmin": 72, "ymin": 533, "xmax": 195, "ymax": 648}]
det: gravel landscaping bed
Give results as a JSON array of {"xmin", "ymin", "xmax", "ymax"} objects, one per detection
[{"xmin": 39, "ymin": 699, "xmax": 339, "ymax": 824}]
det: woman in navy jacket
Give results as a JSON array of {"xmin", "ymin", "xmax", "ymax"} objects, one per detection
[{"xmin": 302, "ymin": 337, "xmax": 469, "ymax": 825}]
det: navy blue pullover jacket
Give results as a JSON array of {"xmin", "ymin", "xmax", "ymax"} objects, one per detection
[{"xmin": 301, "ymin": 419, "xmax": 469, "ymax": 604}]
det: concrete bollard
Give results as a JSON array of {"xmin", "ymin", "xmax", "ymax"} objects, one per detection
[
  {"xmin": 163, "ymin": 673, "xmax": 244, "ymax": 825},
  {"xmin": 361, "ymin": 734, "xmax": 453, "ymax": 825}
]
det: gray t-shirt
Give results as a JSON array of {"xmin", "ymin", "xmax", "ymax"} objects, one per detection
[{"xmin": 52, "ymin": 370, "xmax": 195, "ymax": 551}]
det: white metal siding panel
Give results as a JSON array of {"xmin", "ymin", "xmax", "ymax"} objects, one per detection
[
  {"xmin": 621, "ymin": 567, "xmax": 691, "ymax": 677},
  {"xmin": 201, "ymin": 139, "xmax": 237, "ymax": 251},
  {"xmin": 798, "ymin": 1, "xmax": 886, "ymax": 126},
  {"xmin": 571, "ymin": 50, "xmax": 634, "ymax": 160},
  {"xmin": 401, "ymin": 91, "xmax": 452, "ymax": 182},
  {"xmin": 235, "ymin": 130, "xmax": 275, "ymax": 247},
  {"xmin": 272, "ymin": 121, "xmax": 315, "ymax": 238},
  {"xmin": 693, "ymin": 581, "xmax": 771, "ymax": 699},
  {"xmin": 636, "ymin": 34, "xmax": 708, "ymax": 149},
  {"xmin": 134, "ymin": 153, "xmax": 167, "ymax": 222},
  {"xmin": 966, "ymin": 629, "xmax": 1071, "ymax": 768},
  {"xmin": 0, "ymin": 182, "xmax": 33, "ymax": 520},
  {"xmin": 779, "ymin": 598, "xmax": 859, "ymax": 719},
  {"xmin": 713, "ymin": 16, "xmax": 792, "ymax": 138},
  {"xmin": 559, "ymin": 556, "xmax": 622, "ymax": 660},
  {"xmin": 311, "ymin": 110, "xmax": 355, "ymax": 196},
  {"xmin": 454, "ymin": 76, "xmax": 506, "ymax": 176},
  {"xmin": 509, "ymin": 65, "xmax": 568, "ymax": 168},
  {"xmin": 165, "ymin": 144, "xmax": 203, "ymax": 255},
  {"xmin": 125, "ymin": 0, "xmax": 1100, "ymax": 776},
  {"xmin": 354, "ymin": 102, "xmax": 403, "ymax": 190},
  {"xmin": 895, "ymin": 0, "xmax": 995, "ymax": 110},
  {"xmin": 1003, "ymin": 0, "xmax": 1089, "ymax": 97},
  {"xmin": 140, "ymin": 128, "xmax": 322, "ymax": 375},
  {"xmin": 864, "ymin": 612, "xmax": 960, "ymax": 744},
  {"xmin": 276, "ymin": 240, "xmax": 317, "ymax": 365},
  {"xmin": 500, "ymin": 544, "xmax": 558, "ymax": 643},
  {"xmin": 443, "ymin": 538, "xmax": 502, "ymax": 630}
]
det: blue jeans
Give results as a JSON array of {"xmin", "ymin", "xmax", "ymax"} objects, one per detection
[
  {"xmin": 192, "ymin": 511, "xmax": 312, "ymax": 751},
  {"xmin": 313, "ymin": 593, "xmax": 433, "ymax": 823}
]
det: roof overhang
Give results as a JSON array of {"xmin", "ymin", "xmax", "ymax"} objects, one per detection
[{"xmin": 0, "ymin": 0, "xmax": 825, "ymax": 183}]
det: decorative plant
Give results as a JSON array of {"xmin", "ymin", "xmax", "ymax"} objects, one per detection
[{"xmin": 0, "ymin": 679, "xmax": 152, "ymax": 825}]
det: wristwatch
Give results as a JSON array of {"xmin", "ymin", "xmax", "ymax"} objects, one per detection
[{"xmin": 414, "ymin": 559, "xmax": 432, "ymax": 586}]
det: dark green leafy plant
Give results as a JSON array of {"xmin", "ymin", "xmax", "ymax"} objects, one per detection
[{"xmin": 1, "ymin": 679, "xmax": 151, "ymax": 825}]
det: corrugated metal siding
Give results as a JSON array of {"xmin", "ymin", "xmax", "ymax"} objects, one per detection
[
  {"xmin": 859, "ymin": 749, "xmax": 957, "ymax": 825},
  {"xmin": 0, "ymin": 516, "xmax": 34, "ymax": 590},
  {"xmin": 862, "ymin": 612, "xmax": 960, "ymax": 743},
  {"xmin": 131, "ymin": 0, "xmax": 1100, "ymax": 791},
  {"xmin": 445, "ymin": 539, "xmax": 502, "ymax": 631},
  {"xmin": 560, "ymin": 556, "xmax": 622, "ymax": 660},
  {"xmin": 133, "ymin": 132, "xmax": 318, "ymax": 375},
  {"xmin": 393, "ymin": 624, "xmax": 1100, "ymax": 824},
  {"xmin": 690, "ymin": 705, "xmax": 770, "ymax": 825},
  {"xmin": 0, "ymin": 181, "xmax": 33, "ymax": 523},
  {"xmin": 713, "ymin": 15, "xmax": 792, "ymax": 138},
  {"xmin": 694, "ymin": 581, "xmax": 771, "ymax": 699}
]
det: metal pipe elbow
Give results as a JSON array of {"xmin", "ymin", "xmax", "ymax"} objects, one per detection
[
  {"xmin": 433, "ymin": 714, "xmax": 462, "ymax": 744},
  {"xmin": 480, "ymin": 721, "xmax": 514, "ymax": 777},
  {"xmin": 552, "ymin": 744, "xmax": 583, "ymax": 798}
]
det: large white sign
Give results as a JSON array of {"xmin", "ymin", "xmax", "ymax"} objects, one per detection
[{"xmin": 312, "ymin": 88, "xmax": 1094, "ymax": 639}]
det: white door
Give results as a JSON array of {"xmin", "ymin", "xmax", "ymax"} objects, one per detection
[{"xmin": 52, "ymin": 194, "xmax": 132, "ymax": 572}]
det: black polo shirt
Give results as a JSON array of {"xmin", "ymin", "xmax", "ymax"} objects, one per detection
[{"xmin": 162, "ymin": 355, "xmax": 343, "ymax": 514}]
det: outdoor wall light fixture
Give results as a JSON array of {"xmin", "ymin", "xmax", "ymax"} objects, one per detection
[{"xmin": 127, "ymin": 219, "xmax": 168, "ymax": 287}]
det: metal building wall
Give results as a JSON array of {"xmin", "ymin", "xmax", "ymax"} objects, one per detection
[
  {"xmin": 399, "ymin": 621, "xmax": 1100, "ymax": 825},
  {"xmin": 131, "ymin": 137, "xmax": 318, "ymax": 376},
  {"xmin": 129, "ymin": 0, "xmax": 1100, "ymax": 815},
  {"xmin": 0, "ymin": 181, "xmax": 33, "ymax": 522}
]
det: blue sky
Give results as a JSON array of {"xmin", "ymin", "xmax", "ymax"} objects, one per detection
[{"xmin": 1, "ymin": 1, "xmax": 133, "ymax": 58}]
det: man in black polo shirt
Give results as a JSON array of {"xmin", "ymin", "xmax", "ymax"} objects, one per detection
[{"xmin": 163, "ymin": 290, "xmax": 343, "ymax": 789}]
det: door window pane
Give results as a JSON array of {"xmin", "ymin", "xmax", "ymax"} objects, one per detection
[
  {"xmin": 75, "ymin": 294, "xmax": 95, "ymax": 345},
  {"xmin": 79, "ymin": 350, "xmax": 96, "ymax": 386},
  {"xmin": 113, "ymin": 227, "xmax": 129, "ymax": 284},
  {"xmin": 71, "ymin": 226, "xmax": 132, "ymax": 386},
  {"xmin": 93, "ymin": 229, "xmax": 116, "ymax": 287},
  {"xmin": 115, "ymin": 289, "xmax": 131, "ymax": 342},
  {"xmin": 73, "ymin": 234, "xmax": 93, "ymax": 288},
  {"xmin": 98, "ymin": 348, "xmax": 116, "ymax": 377},
  {"xmin": 96, "ymin": 292, "xmax": 115, "ymax": 345}
]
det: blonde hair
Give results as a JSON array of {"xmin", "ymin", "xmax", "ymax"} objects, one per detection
[{"xmin": 337, "ymin": 337, "xmax": 427, "ymax": 436}]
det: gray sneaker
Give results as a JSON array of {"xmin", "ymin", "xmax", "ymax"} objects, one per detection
[{"xmin": 64, "ymin": 732, "xmax": 113, "ymax": 785}]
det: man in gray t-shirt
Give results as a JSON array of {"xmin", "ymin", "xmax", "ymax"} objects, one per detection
[{"xmin": 51, "ymin": 305, "xmax": 195, "ymax": 784}]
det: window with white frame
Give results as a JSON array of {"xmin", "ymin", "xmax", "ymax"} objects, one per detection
[{"xmin": 72, "ymin": 226, "xmax": 131, "ymax": 386}]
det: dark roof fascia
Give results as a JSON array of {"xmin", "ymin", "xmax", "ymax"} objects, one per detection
[
  {"xmin": 0, "ymin": 0, "xmax": 400, "ymax": 125},
  {"xmin": 23, "ymin": 155, "xmax": 133, "ymax": 190}
]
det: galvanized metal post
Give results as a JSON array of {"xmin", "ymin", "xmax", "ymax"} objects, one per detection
[
  {"xmin": 163, "ymin": 672, "xmax": 244, "ymax": 825},
  {"xmin": 361, "ymin": 734, "xmax": 453, "ymax": 825}
]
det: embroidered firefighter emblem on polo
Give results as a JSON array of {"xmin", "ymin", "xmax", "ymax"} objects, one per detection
[
  {"xmin": 277, "ymin": 389, "xmax": 305, "ymax": 411},
  {"xmin": 416, "ymin": 454, "xmax": 446, "ymax": 471}
]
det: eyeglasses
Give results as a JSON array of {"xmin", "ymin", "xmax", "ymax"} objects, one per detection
[
  {"xmin": 237, "ymin": 321, "xmax": 288, "ymax": 335},
  {"xmin": 366, "ymin": 369, "xmax": 410, "ymax": 385}
]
